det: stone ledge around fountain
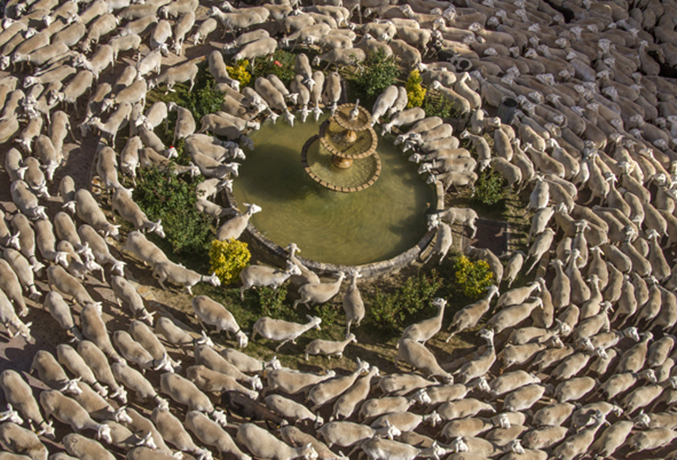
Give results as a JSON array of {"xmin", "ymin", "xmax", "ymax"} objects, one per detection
[{"xmin": 222, "ymin": 186, "xmax": 439, "ymax": 279}]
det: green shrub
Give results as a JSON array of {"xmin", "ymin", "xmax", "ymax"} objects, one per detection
[
  {"xmin": 209, "ymin": 239, "xmax": 251, "ymax": 285},
  {"xmin": 472, "ymin": 167, "xmax": 506, "ymax": 207},
  {"xmin": 133, "ymin": 166, "xmax": 213, "ymax": 255},
  {"xmin": 422, "ymin": 90, "xmax": 457, "ymax": 118},
  {"xmin": 187, "ymin": 78, "xmax": 225, "ymax": 122},
  {"xmin": 367, "ymin": 270, "xmax": 443, "ymax": 335},
  {"xmin": 258, "ymin": 286, "xmax": 296, "ymax": 319},
  {"xmin": 227, "ymin": 59, "xmax": 251, "ymax": 88},
  {"xmin": 352, "ymin": 50, "xmax": 400, "ymax": 102},
  {"xmin": 249, "ymin": 49, "xmax": 296, "ymax": 86},
  {"xmin": 405, "ymin": 70, "xmax": 426, "ymax": 108},
  {"xmin": 452, "ymin": 255, "xmax": 494, "ymax": 299}
]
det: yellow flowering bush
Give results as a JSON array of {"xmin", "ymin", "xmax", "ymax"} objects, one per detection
[
  {"xmin": 453, "ymin": 255, "xmax": 494, "ymax": 299},
  {"xmin": 227, "ymin": 60, "xmax": 251, "ymax": 88},
  {"xmin": 406, "ymin": 70, "xmax": 426, "ymax": 108},
  {"xmin": 209, "ymin": 239, "xmax": 251, "ymax": 285}
]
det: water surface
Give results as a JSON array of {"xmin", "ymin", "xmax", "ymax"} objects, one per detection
[{"xmin": 232, "ymin": 116, "xmax": 435, "ymax": 266}]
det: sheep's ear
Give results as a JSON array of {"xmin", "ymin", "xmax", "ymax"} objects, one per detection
[{"xmin": 306, "ymin": 315, "xmax": 312, "ymax": 320}]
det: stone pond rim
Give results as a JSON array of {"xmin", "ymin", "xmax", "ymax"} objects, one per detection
[{"xmin": 223, "ymin": 183, "xmax": 438, "ymax": 279}]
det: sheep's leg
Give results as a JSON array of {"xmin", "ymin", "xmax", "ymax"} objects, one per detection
[{"xmin": 275, "ymin": 340, "xmax": 290, "ymax": 352}]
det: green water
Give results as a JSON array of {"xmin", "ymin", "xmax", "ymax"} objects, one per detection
[{"xmin": 232, "ymin": 116, "xmax": 435, "ymax": 266}]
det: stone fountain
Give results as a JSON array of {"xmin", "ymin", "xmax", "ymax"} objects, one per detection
[{"xmin": 301, "ymin": 101, "xmax": 381, "ymax": 193}]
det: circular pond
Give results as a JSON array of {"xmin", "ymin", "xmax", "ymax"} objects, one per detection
[{"xmin": 231, "ymin": 116, "xmax": 436, "ymax": 266}]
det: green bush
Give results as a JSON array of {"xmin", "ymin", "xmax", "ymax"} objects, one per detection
[
  {"xmin": 367, "ymin": 270, "xmax": 443, "ymax": 335},
  {"xmin": 405, "ymin": 70, "xmax": 426, "ymax": 108},
  {"xmin": 187, "ymin": 78, "xmax": 225, "ymax": 122},
  {"xmin": 452, "ymin": 255, "xmax": 494, "ymax": 299},
  {"xmin": 422, "ymin": 90, "xmax": 457, "ymax": 118},
  {"xmin": 249, "ymin": 49, "xmax": 296, "ymax": 86},
  {"xmin": 472, "ymin": 167, "xmax": 506, "ymax": 207},
  {"xmin": 352, "ymin": 50, "xmax": 400, "ymax": 103},
  {"xmin": 209, "ymin": 239, "xmax": 251, "ymax": 285},
  {"xmin": 258, "ymin": 286, "xmax": 297, "ymax": 320},
  {"xmin": 133, "ymin": 166, "xmax": 213, "ymax": 255}
]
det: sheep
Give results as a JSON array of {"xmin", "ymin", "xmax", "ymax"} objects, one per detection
[
  {"xmin": 39, "ymin": 390, "xmax": 112, "ymax": 443},
  {"xmin": 532, "ymin": 403, "xmax": 576, "ymax": 428},
  {"xmin": 486, "ymin": 297, "xmax": 543, "ymax": 334},
  {"xmin": 371, "ymin": 409, "xmax": 440, "ymax": 434},
  {"xmin": 159, "ymin": 372, "xmax": 227, "ymax": 425},
  {"xmin": 2, "ymin": 249, "xmax": 40, "ymax": 300},
  {"xmin": 0, "ymin": 422, "xmax": 48, "ymax": 460},
  {"xmin": 77, "ymin": 225, "xmax": 124, "ymax": 276},
  {"xmin": 74, "ymin": 341, "xmax": 126, "ymax": 404},
  {"xmin": 129, "ymin": 321, "xmax": 179, "ymax": 371},
  {"xmin": 423, "ymin": 220, "xmax": 452, "ymax": 264},
  {"xmin": 380, "ymin": 107, "xmax": 425, "ymax": 134},
  {"xmin": 552, "ymin": 412, "xmax": 608, "ymax": 460},
  {"xmin": 152, "ymin": 261, "xmax": 220, "ymax": 295},
  {"xmin": 113, "ymin": 331, "xmax": 170, "ymax": 373},
  {"xmin": 359, "ymin": 393, "xmax": 430, "ymax": 422},
  {"xmin": 360, "ymin": 437, "xmax": 450, "ymax": 460},
  {"xmin": 31, "ymin": 351, "xmax": 82, "ymax": 396},
  {"xmin": 371, "ymin": 85, "xmax": 398, "ymax": 125},
  {"xmin": 524, "ymin": 228, "xmax": 555, "ymax": 274},
  {"xmin": 110, "ymin": 189, "xmax": 164, "ymax": 237},
  {"xmin": 397, "ymin": 339, "xmax": 453, "ymax": 382},
  {"xmin": 184, "ymin": 411, "xmax": 250, "ymax": 460},
  {"xmin": 111, "ymin": 362, "xmax": 168, "ymax": 409},
  {"xmin": 190, "ymin": 296, "xmax": 247, "ymax": 347},
  {"xmin": 555, "ymin": 377, "xmax": 597, "ymax": 403},
  {"xmin": 185, "ymin": 365, "xmax": 257, "ymax": 400},
  {"xmin": 264, "ymin": 395, "xmax": 322, "ymax": 427},
  {"xmin": 159, "ymin": 0, "xmax": 197, "ymax": 19},
  {"xmin": 150, "ymin": 60, "xmax": 199, "ymax": 93},
  {"xmin": 0, "ymin": 259, "xmax": 28, "ymax": 317},
  {"xmin": 155, "ymin": 317, "xmax": 213, "ymax": 351},
  {"xmin": 56, "ymin": 345, "xmax": 106, "ymax": 397},
  {"xmin": 189, "ymin": 18, "xmax": 217, "ymax": 44},
  {"xmin": 10, "ymin": 181, "xmax": 46, "ymax": 221},
  {"xmin": 305, "ymin": 334, "xmax": 357, "ymax": 361},
  {"xmin": 79, "ymin": 305, "xmax": 120, "ymax": 365},
  {"xmin": 46, "ymin": 265, "xmax": 94, "ymax": 306},
  {"xmin": 224, "ymin": 29, "xmax": 270, "ymax": 52},
  {"xmin": 232, "ymin": 37, "xmax": 278, "ymax": 65},
  {"xmin": 427, "ymin": 206, "xmax": 478, "ymax": 238},
  {"xmin": 293, "ymin": 272, "xmax": 346, "ymax": 309},
  {"xmin": 446, "ymin": 286, "xmax": 499, "ymax": 340},
  {"xmin": 217, "ymin": 203, "xmax": 262, "ymax": 241},
  {"xmin": 9, "ymin": 214, "xmax": 42, "ymax": 274},
  {"xmin": 151, "ymin": 407, "xmax": 212, "ymax": 460},
  {"xmin": 210, "ymin": 7, "xmax": 265, "ymax": 36},
  {"xmin": 401, "ymin": 298, "xmax": 446, "ymax": 344},
  {"xmin": 0, "ymin": 370, "xmax": 54, "ymax": 438},
  {"xmin": 239, "ymin": 261, "xmax": 301, "ymax": 300},
  {"xmin": 627, "ymin": 428, "xmax": 677, "ymax": 454},
  {"xmin": 252, "ymin": 315, "xmax": 322, "ymax": 352},
  {"xmin": 4, "ymin": 149, "xmax": 26, "ymax": 184},
  {"xmin": 236, "ymin": 423, "xmax": 317, "ymax": 460},
  {"xmin": 438, "ymin": 399, "xmax": 496, "ymax": 422},
  {"xmin": 264, "ymin": 368, "xmax": 337, "ymax": 396}
]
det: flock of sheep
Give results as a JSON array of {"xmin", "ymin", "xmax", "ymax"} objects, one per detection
[{"xmin": 1, "ymin": 0, "xmax": 677, "ymax": 458}]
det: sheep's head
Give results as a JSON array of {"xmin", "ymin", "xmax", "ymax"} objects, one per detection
[
  {"xmin": 452, "ymin": 437, "xmax": 468, "ymax": 453},
  {"xmin": 235, "ymin": 330, "xmax": 248, "ymax": 348},
  {"xmin": 37, "ymin": 420, "xmax": 55, "ymax": 438},
  {"xmin": 0, "ymin": 404, "xmax": 23, "ymax": 425}
]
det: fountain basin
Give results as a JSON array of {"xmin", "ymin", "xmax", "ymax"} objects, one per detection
[{"xmin": 228, "ymin": 116, "xmax": 437, "ymax": 272}]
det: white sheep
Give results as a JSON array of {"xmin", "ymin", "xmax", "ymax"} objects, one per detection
[
  {"xmin": 192, "ymin": 296, "xmax": 247, "ymax": 348},
  {"xmin": 252, "ymin": 315, "xmax": 322, "ymax": 352}
]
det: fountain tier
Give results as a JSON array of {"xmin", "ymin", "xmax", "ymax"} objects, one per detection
[{"xmin": 301, "ymin": 103, "xmax": 381, "ymax": 192}]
